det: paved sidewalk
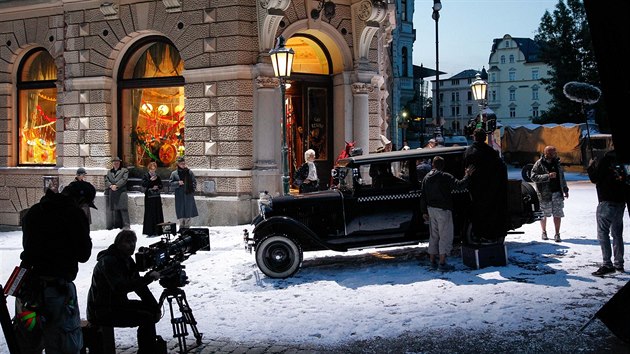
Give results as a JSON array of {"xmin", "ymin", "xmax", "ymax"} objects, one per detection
[{"xmin": 111, "ymin": 322, "xmax": 627, "ymax": 354}]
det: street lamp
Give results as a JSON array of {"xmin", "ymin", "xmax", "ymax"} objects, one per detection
[
  {"xmin": 269, "ymin": 35, "xmax": 294, "ymax": 195},
  {"xmin": 471, "ymin": 72, "xmax": 495, "ymax": 145},
  {"xmin": 470, "ymin": 72, "xmax": 487, "ymax": 114},
  {"xmin": 432, "ymin": 0, "xmax": 443, "ymax": 144}
]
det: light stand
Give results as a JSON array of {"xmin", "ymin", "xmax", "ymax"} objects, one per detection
[
  {"xmin": 432, "ymin": 0, "xmax": 443, "ymax": 144},
  {"xmin": 269, "ymin": 36, "xmax": 295, "ymax": 195}
]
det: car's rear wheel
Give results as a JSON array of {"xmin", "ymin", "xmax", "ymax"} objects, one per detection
[{"xmin": 255, "ymin": 235, "xmax": 303, "ymax": 278}]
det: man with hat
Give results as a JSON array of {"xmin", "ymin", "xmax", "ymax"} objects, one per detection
[
  {"xmin": 170, "ymin": 156, "xmax": 198, "ymax": 230},
  {"xmin": 105, "ymin": 157, "xmax": 130, "ymax": 230},
  {"xmin": 67, "ymin": 167, "xmax": 97, "ymax": 224}
]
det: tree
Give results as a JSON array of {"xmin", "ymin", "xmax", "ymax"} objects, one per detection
[{"xmin": 534, "ymin": 0, "xmax": 605, "ymax": 126}]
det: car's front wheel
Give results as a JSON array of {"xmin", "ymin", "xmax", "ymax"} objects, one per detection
[{"xmin": 255, "ymin": 235, "xmax": 303, "ymax": 278}]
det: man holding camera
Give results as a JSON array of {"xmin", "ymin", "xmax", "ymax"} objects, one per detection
[
  {"xmin": 588, "ymin": 149, "xmax": 628, "ymax": 276},
  {"xmin": 87, "ymin": 230, "xmax": 162, "ymax": 354}
]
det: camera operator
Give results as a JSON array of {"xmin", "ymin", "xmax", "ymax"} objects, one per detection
[
  {"xmin": 17, "ymin": 183, "xmax": 92, "ymax": 353},
  {"xmin": 87, "ymin": 230, "xmax": 162, "ymax": 354}
]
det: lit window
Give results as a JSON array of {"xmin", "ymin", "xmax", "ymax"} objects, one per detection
[
  {"xmin": 119, "ymin": 39, "xmax": 185, "ymax": 169},
  {"xmin": 18, "ymin": 49, "xmax": 57, "ymax": 165}
]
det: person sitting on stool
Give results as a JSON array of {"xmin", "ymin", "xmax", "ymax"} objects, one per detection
[{"xmin": 87, "ymin": 230, "xmax": 161, "ymax": 354}]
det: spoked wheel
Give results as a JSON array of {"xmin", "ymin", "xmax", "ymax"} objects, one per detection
[{"xmin": 255, "ymin": 235, "xmax": 303, "ymax": 278}]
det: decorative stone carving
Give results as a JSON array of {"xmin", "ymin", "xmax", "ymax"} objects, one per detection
[
  {"xmin": 256, "ymin": 0, "xmax": 291, "ymax": 52},
  {"xmin": 256, "ymin": 76, "xmax": 279, "ymax": 89},
  {"xmin": 351, "ymin": 82, "xmax": 374, "ymax": 95}
]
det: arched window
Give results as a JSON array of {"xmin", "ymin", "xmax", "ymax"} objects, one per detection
[
  {"xmin": 119, "ymin": 38, "xmax": 185, "ymax": 169},
  {"xmin": 17, "ymin": 49, "xmax": 57, "ymax": 165}
]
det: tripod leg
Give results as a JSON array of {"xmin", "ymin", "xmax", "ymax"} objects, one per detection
[{"xmin": 175, "ymin": 291, "xmax": 203, "ymax": 344}]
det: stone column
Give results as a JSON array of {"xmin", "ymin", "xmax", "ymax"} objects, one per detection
[
  {"xmin": 253, "ymin": 76, "xmax": 281, "ymax": 196},
  {"xmin": 352, "ymin": 82, "xmax": 373, "ymax": 153}
]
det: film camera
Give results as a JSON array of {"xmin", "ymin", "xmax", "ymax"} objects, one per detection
[{"xmin": 135, "ymin": 222, "xmax": 210, "ymax": 289}]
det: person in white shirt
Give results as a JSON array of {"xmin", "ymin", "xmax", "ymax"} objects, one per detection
[{"xmin": 294, "ymin": 149, "xmax": 319, "ymax": 193}]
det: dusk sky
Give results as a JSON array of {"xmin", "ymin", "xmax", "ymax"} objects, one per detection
[{"xmin": 413, "ymin": 0, "xmax": 560, "ymax": 79}]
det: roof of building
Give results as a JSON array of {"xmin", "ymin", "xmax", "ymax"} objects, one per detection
[
  {"xmin": 490, "ymin": 35, "xmax": 542, "ymax": 63},
  {"xmin": 448, "ymin": 69, "xmax": 478, "ymax": 80}
]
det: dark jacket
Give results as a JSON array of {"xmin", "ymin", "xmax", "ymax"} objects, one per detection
[
  {"xmin": 420, "ymin": 170, "xmax": 469, "ymax": 212},
  {"xmin": 531, "ymin": 156, "xmax": 568, "ymax": 201},
  {"xmin": 141, "ymin": 172, "xmax": 163, "ymax": 196},
  {"xmin": 587, "ymin": 150, "xmax": 628, "ymax": 203},
  {"xmin": 86, "ymin": 244, "xmax": 157, "ymax": 322},
  {"xmin": 20, "ymin": 189, "xmax": 92, "ymax": 281}
]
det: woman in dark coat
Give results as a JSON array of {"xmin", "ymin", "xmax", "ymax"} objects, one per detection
[{"xmin": 141, "ymin": 161, "xmax": 164, "ymax": 236}]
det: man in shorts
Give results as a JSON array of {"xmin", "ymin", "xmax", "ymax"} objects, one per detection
[{"xmin": 530, "ymin": 145, "xmax": 569, "ymax": 242}]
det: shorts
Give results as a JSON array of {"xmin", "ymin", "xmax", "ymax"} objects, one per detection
[{"xmin": 540, "ymin": 192, "xmax": 565, "ymax": 218}]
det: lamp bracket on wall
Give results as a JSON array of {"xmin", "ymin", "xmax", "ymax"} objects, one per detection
[{"xmin": 311, "ymin": 0, "xmax": 336, "ymax": 21}]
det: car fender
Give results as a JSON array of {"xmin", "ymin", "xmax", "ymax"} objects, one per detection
[{"xmin": 252, "ymin": 216, "xmax": 347, "ymax": 252}]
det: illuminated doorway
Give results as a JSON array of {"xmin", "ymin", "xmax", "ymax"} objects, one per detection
[{"xmin": 285, "ymin": 35, "xmax": 333, "ymax": 188}]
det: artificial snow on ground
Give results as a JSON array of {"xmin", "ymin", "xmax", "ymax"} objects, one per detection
[{"xmin": 1, "ymin": 170, "xmax": 629, "ymax": 353}]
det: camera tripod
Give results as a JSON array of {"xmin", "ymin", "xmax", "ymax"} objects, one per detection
[{"xmin": 158, "ymin": 287, "xmax": 203, "ymax": 354}]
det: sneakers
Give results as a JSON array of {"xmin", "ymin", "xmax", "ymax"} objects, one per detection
[
  {"xmin": 541, "ymin": 231, "xmax": 548, "ymax": 240},
  {"xmin": 592, "ymin": 266, "xmax": 615, "ymax": 276},
  {"xmin": 554, "ymin": 233, "xmax": 561, "ymax": 242}
]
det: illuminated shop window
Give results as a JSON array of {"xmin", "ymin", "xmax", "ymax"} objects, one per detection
[
  {"xmin": 18, "ymin": 49, "xmax": 57, "ymax": 165},
  {"xmin": 119, "ymin": 39, "xmax": 185, "ymax": 168}
]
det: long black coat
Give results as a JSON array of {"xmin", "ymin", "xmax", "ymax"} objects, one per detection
[
  {"xmin": 464, "ymin": 141, "xmax": 508, "ymax": 240},
  {"xmin": 141, "ymin": 172, "xmax": 164, "ymax": 236}
]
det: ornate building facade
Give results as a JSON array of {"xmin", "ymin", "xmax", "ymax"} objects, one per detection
[{"xmin": 0, "ymin": 0, "xmax": 397, "ymax": 227}]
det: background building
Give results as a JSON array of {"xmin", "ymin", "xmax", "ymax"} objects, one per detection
[
  {"xmin": 431, "ymin": 68, "xmax": 484, "ymax": 136},
  {"xmin": 0, "ymin": 0, "xmax": 397, "ymax": 227},
  {"xmin": 486, "ymin": 34, "xmax": 551, "ymax": 126}
]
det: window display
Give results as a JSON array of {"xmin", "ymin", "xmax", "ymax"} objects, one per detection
[
  {"xmin": 121, "ymin": 41, "xmax": 185, "ymax": 168},
  {"xmin": 18, "ymin": 50, "xmax": 57, "ymax": 165}
]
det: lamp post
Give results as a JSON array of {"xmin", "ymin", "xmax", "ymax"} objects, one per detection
[
  {"xmin": 269, "ymin": 35, "xmax": 294, "ymax": 195},
  {"xmin": 432, "ymin": 0, "xmax": 443, "ymax": 144},
  {"xmin": 470, "ymin": 72, "xmax": 490, "ymax": 141}
]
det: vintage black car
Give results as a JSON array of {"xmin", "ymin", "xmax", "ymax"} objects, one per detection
[{"xmin": 244, "ymin": 146, "xmax": 541, "ymax": 278}]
